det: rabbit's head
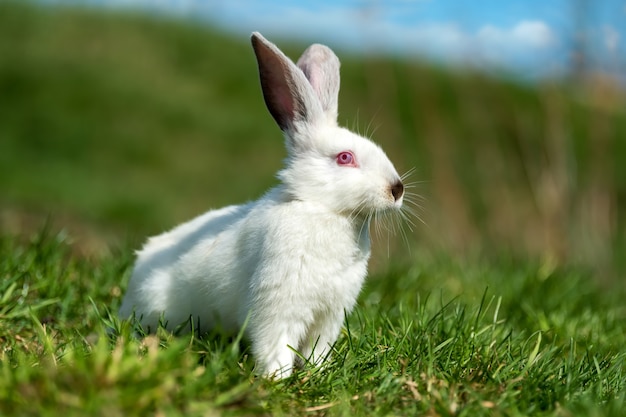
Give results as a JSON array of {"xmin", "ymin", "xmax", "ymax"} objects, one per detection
[{"xmin": 252, "ymin": 33, "xmax": 404, "ymax": 220}]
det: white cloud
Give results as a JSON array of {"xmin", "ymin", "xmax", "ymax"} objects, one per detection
[
  {"xmin": 510, "ymin": 20, "xmax": 555, "ymax": 47},
  {"xmin": 603, "ymin": 24, "xmax": 620, "ymax": 53},
  {"xmin": 465, "ymin": 19, "xmax": 560, "ymax": 73},
  {"xmin": 478, "ymin": 20, "xmax": 555, "ymax": 49},
  {"xmin": 366, "ymin": 19, "xmax": 559, "ymax": 73}
]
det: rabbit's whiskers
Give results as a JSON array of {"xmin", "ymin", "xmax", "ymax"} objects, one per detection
[{"xmin": 366, "ymin": 169, "xmax": 425, "ymax": 255}]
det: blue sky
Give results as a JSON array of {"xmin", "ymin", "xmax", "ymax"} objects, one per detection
[{"xmin": 45, "ymin": 0, "xmax": 626, "ymax": 82}]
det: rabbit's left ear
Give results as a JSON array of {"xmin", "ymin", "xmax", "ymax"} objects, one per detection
[
  {"xmin": 296, "ymin": 44, "xmax": 340, "ymax": 123},
  {"xmin": 251, "ymin": 32, "xmax": 323, "ymax": 133}
]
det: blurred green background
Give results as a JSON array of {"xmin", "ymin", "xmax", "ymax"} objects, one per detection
[{"xmin": 1, "ymin": 2, "xmax": 624, "ymax": 279}]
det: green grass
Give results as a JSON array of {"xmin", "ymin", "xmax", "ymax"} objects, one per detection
[
  {"xmin": 1, "ymin": 2, "xmax": 625, "ymax": 415},
  {"xmin": 1, "ymin": 230, "xmax": 624, "ymax": 416}
]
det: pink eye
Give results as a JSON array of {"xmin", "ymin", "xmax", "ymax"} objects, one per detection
[{"xmin": 336, "ymin": 151, "xmax": 357, "ymax": 167}]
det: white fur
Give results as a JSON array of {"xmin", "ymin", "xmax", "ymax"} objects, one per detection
[{"xmin": 119, "ymin": 32, "xmax": 404, "ymax": 378}]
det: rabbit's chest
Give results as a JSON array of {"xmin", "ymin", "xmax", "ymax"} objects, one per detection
[
  {"xmin": 314, "ymin": 255, "xmax": 369, "ymax": 308},
  {"xmin": 248, "ymin": 205, "xmax": 370, "ymax": 309},
  {"xmin": 262, "ymin": 230, "xmax": 368, "ymax": 283}
]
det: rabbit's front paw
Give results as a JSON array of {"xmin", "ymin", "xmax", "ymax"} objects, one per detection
[{"xmin": 260, "ymin": 347, "xmax": 295, "ymax": 380}]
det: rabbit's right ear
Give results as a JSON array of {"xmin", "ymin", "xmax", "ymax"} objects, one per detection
[
  {"xmin": 296, "ymin": 44, "xmax": 340, "ymax": 123},
  {"xmin": 251, "ymin": 32, "xmax": 324, "ymax": 134}
]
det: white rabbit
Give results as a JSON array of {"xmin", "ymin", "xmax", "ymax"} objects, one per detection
[{"xmin": 119, "ymin": 32, "xmax": 405, "ymax": 379}]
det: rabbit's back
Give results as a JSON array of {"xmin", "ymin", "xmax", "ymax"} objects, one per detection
[
  {"xmin": 119, "ymin": 203, "xmax": 253, "ymax": 332},
  {"xmin": 120, "ymin": 190, "xmax": 372, "ymax": 335}
]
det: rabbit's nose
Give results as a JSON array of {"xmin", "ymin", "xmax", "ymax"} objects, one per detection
[{"xmin": 391, "ymin": 181, "xmax": 404, "ymax": 202}]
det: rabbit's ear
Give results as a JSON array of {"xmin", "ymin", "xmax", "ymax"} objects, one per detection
[
  {"xmin": 296, "ymin": 44, "xmax": 340, "ymax": 123},
  {"xmin": 251, "ymin": 32, "xmax": 323, "ymax": 133}
]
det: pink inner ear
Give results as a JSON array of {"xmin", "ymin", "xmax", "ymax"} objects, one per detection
[
  {"xmin": 277, "ymin": 91, "xmax": 294, "ymax": 120},
  {"xmin": 253, "ymin": 35, "xmax": 302, "ymax": 131},
  {"xmin": 304, "ymin": 67, "xmax": 321, "ymax": 97}
]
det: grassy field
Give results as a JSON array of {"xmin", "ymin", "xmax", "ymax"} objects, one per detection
[
  {"xmin": 1, "ymin": 2, "xmax": 625, "ymax": 416},
  {"xmin": 1, "ymin": 230, "xmax": 624, "ymax": 416}
]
